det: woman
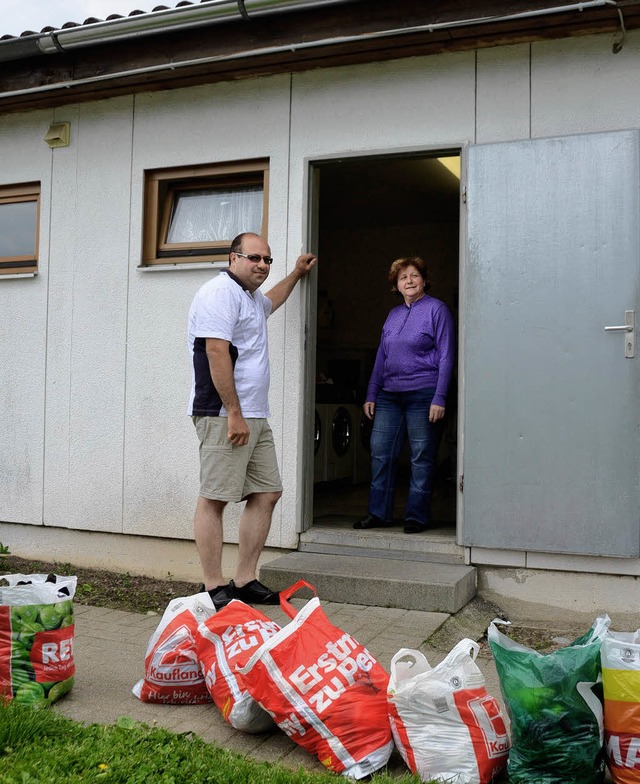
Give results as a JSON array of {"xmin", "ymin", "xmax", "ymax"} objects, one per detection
[{"xmin": 354, "ymin": 256, "xmax": 455, "ymax": 533}]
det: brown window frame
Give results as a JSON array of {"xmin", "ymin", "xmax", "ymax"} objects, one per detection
[
  {"xmin": 142, "ymin": 159, "xmax": 269, "ymax": 266},
  {"xmin": 0, "ymin": 182, "xmax": 40, "ymax": 276}
]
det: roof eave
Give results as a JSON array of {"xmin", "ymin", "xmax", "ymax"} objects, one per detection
[
  {"xmin": 0, "ymin": 0, "xmax": 637, "ymax": 114},
  {"xmin": 0, "ymin": 0, "xmax": 356, "ymax": 62}
]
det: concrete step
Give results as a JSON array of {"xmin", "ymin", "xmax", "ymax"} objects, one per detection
[
  {"xmin": 300, "ymin": 523, "xmax": 467, "ymax": 565},
  {"xmin": 260, "ymin": 551, "xmax": 476, "ymax": 614}
]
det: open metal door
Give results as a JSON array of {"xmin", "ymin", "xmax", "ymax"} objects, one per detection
[{"xmin": 463, "ymin": 130, "xmax": 640, "ymax": 556}]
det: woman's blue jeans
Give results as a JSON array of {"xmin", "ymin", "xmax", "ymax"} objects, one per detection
[{"xmin": 368, "ymin": 388, "xmax": 442, "ymax": 525}]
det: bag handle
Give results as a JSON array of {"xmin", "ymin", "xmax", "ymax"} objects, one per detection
[
  {"xmin": 390, "ymin": 648, "xmax": 431, "ymax": 673},
  {"xmin": 586, "ymin": 614, "xmax": 611, "ymax": 644},
  {"xmin": 444, "ymin": 638, "xmax": 480, "ymax": 664},
  {"xmin": 279, "ymin": 579, "xmax": 317, "ymax": 619}
]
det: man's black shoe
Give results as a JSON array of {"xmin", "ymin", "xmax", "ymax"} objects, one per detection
[
  {"xmin": 230, "ymin": 579, "xmax": 280, "ymax": 605},
  {"xmin": 198, "ymin": 582, "xmax": 236, "ymax": 610},
  {"xmin": 353, "ymin": 514, "xmax": 393, "ymax": 530}
]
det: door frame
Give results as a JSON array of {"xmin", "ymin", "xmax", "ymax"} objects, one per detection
[
  {"xmin": 300, "ymin": 145, "xmax": 468, "ymax": 537},
  {"xmin": 456, "ymin": 142, "xmax": 469, "ymax": 546}
]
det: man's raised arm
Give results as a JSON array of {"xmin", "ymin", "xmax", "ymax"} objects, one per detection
[{"xmin": 266, "ymin": 252, "xmax": 317, "ymax": 312}]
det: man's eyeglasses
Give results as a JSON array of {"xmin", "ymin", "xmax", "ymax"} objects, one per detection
[{"xmin": 234, "ymin": 251, "xmax": 274, "ymax": 265}]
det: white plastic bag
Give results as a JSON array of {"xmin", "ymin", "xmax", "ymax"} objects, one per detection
[
  {"xmin": 0, "ymin": 573, "xmax": 77, "ymax": 606},
  {"xmin": 132, "ymin": 592, "xmax": 215, "ymax": 704},
  {"xmin": 388, "ymin": 641, "xmax": 509, "ymax": 783}
]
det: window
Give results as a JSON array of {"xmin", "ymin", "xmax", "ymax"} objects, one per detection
[
  {"xmin": 142, "ymin": 160, "xmax": 269, "ymax": 266},
  {"xmin": 0, "ymin": 182, "xmax": 40, "ymax": 275}
]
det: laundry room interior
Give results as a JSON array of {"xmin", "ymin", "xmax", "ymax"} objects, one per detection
[{"xmin": 312, "ymin": 152, "xmax": 461, "ymax": 531}]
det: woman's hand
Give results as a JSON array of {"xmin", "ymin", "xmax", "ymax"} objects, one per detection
[
  {"xmin": 363, "ymin": 401, "xmax": 376, "ymax": 420},
  {"xmin": 429, "ymin": 404, "xmax": 445, "ymax": 423}
]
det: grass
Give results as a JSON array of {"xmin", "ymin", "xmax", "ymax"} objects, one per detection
[{"xmin": 0, "ymin": 701, "xmax": 426, "ymax": 784}]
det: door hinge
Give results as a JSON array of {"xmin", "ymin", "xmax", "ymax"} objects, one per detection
[
  {"xmin": 459, "ymin": 475, "xmax": 464, "ymax": 492},
  {"xmin": 462, "ymin": 186, "xmax": 467, "ymax": 204}
]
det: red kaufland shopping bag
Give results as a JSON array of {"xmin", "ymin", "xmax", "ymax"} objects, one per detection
[
  {"xmin": 132, "ymin": 592, "xmax": 215, "ymax": 705},
  {"xmin": 238, "ymin": 580, "xmax": 393, "ymax": 778},
  {"xmin": 196, "ymin": 599, "xmax": 281, "ymax": 733}
]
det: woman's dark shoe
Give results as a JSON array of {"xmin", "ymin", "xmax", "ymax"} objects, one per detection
[
  {"xmin": 353, "ymin": 514, "xmax": 393, "ymax": 530},
  {"xmin": 403, "ymin": 521, "xmax": 431, "ymax": 534}
]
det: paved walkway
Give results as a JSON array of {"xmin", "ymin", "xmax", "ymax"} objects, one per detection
[
  {"xmin": 53, "ymin": 600, "xmax": 457, "ymax": 775},
  {"xmin": 52, "ymin": 599, "xmax": 615, "ymax": 780}
]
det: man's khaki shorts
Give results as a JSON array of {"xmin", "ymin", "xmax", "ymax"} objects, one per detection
[{"xmin": 192, "ymin": 416, "xmax": 283, "ymax": 502}]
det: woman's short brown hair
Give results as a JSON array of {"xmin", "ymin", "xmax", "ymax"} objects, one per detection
[{"xmin": 388, "ymin": 256, "xmax": 432, "ymax": 292}]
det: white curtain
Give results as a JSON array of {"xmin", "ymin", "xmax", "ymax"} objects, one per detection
[{"xmin": 167, "ymin": 186, "xmax": 263, "ymax": 243}]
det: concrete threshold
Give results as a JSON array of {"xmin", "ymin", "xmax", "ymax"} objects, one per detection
[{"xmin": 301, "ymin": 521, "xmax": 467, "ymax": 565}]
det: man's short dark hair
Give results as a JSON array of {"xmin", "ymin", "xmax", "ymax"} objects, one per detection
[{"xmin": 230, "ymin": 233, "xmax": 248, "ymax": 256}]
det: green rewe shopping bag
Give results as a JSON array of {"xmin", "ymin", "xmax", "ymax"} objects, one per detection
[
  {"xmin": 488, "ymin": 615, "xmax": 610, "ymax": 784},
  {"xmin": 0, "ymin": 573, "xmax": 77, "ymax": 708}
]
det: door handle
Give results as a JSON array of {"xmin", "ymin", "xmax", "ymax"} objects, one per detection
[{"xmin": 604, "ymin": 309, "xmax": 635, "ymax": 358}]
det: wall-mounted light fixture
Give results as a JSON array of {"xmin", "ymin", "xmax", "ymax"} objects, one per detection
[{"xmin": 44, "ymin": 121, "xmax": 70, "ymax": 148}]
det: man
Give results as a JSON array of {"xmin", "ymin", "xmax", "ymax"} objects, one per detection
[{"xmin": 188, "ymin": 232, "xmax": 317, "ymax": 610}]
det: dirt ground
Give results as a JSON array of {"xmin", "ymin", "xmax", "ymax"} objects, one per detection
[
  {"xmin": 0, "ymin": 554, "xmax": 201, "ymax": 615},
  {"xmin": 1, "ymin": 553, "xmax": 590, "ymax": 653}
]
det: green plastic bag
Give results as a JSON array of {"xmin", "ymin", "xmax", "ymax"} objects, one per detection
[
  {"xmin": 488, "ymin": 615, "xmax": 610, "ymax": 784},
  {"xmin": 0, "ymin": 573, "xmax": 77, "ymax": 708}
]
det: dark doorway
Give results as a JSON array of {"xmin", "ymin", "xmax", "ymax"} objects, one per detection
[{"xmin": 312, "ymin": 152, "xmax": 460, "ymax": 532}]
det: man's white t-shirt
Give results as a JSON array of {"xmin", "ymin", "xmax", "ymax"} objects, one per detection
[{"xmin": 187, "ymin": 270, "xmax": 272, "ymax": 418}]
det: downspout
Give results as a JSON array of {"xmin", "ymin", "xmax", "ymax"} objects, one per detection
[{"xmin": 0, "ymin": 0, "xmax": 623, "ymax": 99}]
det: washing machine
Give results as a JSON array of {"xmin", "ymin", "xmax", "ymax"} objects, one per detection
[
  {"xmin": 323, "ymin": 403, "xmax": 355, "ymax": 482},
  {"xmin": 352, "ymin": 409, "xmax": 372, "ymax": 484}
]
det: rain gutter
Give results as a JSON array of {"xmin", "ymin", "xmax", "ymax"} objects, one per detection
[
  {"xmin": 35, "ymin": 0, "xmax": 353, "ymax": 54},
  {"xmin": 0, "ymin": 0, "xmax": 622, "ymax": 99},
  {"xmin": 0, "ymin": 0, "xmax": 354, "ymax": 61}
]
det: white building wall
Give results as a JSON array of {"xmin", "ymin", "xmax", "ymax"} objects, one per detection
[
  {"xmin": 2, "ymin": 28, "xmax": 640, "ymax": 578},
  {"xmin": 43, "ymin": 97, "xmax": 133, "ymax": 533},
  {"xmin": 476, "ymin": 44, "xmax": 531, "ymax": 143},
  {"xmin": 122, "ymin": 76, "xmax": 294, "ymax": 547},
  {"xmin": 532, "ymin": 33, "xmax": 640, "ymax": 138},
  {"xmin": 290, "ymin": 51, "xmax": 476, "ymax": 157},
  {"xmin": 0, "ymin": 109, "xmax": 53, "ymax": 525}
]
